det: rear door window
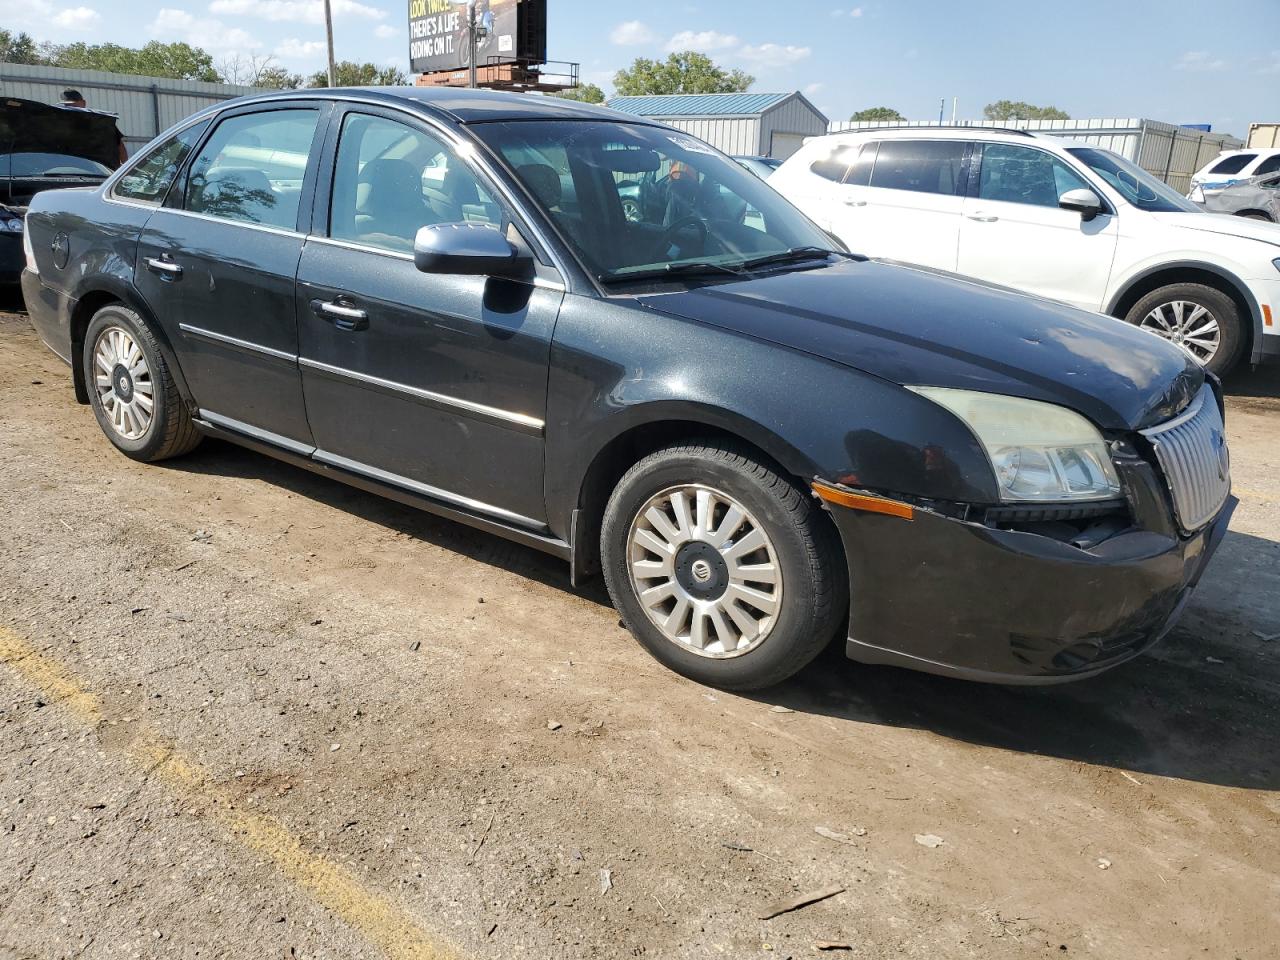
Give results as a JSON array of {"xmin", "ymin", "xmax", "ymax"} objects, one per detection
[
  {"xmin": 184, "ymin": 109, "xmax": 321, "ymax": 230},
  {"xmin": 1208, "ymin": 154, "xmax": 1255, "ymax": 175},
  {"xmin": 112, "ymin": 121, "xmax": 209, "ymax": 205},
  {"xmin": 870, "ymin": 140, "xmax": 966, "ymax": 195}
]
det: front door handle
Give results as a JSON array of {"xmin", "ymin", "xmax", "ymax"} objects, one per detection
[
  {"xmin": 145, "ymin": 256, "xmax": 182, "ymax": 278},
  {"xmin": 311, "ymin": 298, "xmax": 369, "ymax": 331},
  {"xmin": 843, "ymin": 199, "xmax": 867, "ymax": 207},
  {"xmin": 966, "ymin": 213, "xmax": 999, "ymax": 222}
]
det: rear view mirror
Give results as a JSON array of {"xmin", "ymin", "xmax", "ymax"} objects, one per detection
[
  {"xmin": 413, "ymin": 223, "xmax": 532, "ymax": 278},
  {"xmin": 1059, "ymin": 188, "xmax": 1103, "ymax": 221},
  {"xmin": 595, "ymin": 147, "xmax": 661, "ymax": 174}
]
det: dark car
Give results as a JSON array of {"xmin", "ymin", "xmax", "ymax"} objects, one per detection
[
  {"xmin": 21, "ymin": 89, "xmax": 1235, "ymax": 690},
  {"xmin": 1, "ymin": 97, "xmax": 119, "ymax": 282},
  {"xmin": 732, "ymin": 155, "xmax": 783, "ymax": 179}
]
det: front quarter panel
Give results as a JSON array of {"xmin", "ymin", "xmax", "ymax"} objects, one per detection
[{"xmin": 544, "ymin": 294, "xmax": 999, "ymax": 539}]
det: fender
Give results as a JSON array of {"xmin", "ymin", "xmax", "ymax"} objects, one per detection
[{"xmin": 1105, "ymin": 258, "xmax": 1263, "ymax": 363}]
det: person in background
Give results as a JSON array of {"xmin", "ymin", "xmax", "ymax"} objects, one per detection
[{"xmin": 59, "ymin": 88, "xmax": 129, "ymax": 168}]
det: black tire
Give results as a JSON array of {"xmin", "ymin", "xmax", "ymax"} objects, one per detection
[
  {"xmin": 1238, "ymin": 212, "xmax": 1273, "ymax": 222},
  {"xmin": 83, "ymin": 304, "xmax": 202, "ymax": 462},
  {"xmin": 1122, "ymin": 282, "xmax": 1245, "ymax": 377},
  {"xmin": 600, "ymin": 441, "xmax": 846, "ymax": 691}
]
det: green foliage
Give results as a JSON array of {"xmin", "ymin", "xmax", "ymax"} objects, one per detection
[
  {"xmin": 551, "ymin": 82, "xmax": 606, "ymax": 104},
  {"xmin": 308, "ymin": 61, "xmax": 408, "ymax": 88},
  {"xmin": 613, "ymin": 52, "xmax": 753, "ymax": 97},
  {"xmin": 256, "ymin": 66, "xmax": 304, "ymax": 90},
  {"xmin": 45, "ymin": 41, "xmax": 220, "ymax": 81},
  {"xmin": 850, "ymin": 106, "xmax": 905, "ymax": 122},
  {"xmin": 0, "ymin": 29, "xmax": 41, "ymax": 65},
  {"xmin": 983, "ymin": 100, "xmax": 1070, "ymax": 121}
]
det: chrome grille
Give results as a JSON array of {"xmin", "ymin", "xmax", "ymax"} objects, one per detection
[{"xmin": 1140, "ymin": 385, "xmax": 1230, "ymax": 533}]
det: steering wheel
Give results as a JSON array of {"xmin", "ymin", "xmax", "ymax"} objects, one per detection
[{"xmin": 649, "ymin": 215, "xmax": 708, "ymax": 260}]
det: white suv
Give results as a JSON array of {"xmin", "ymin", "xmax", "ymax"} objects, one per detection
[
  {"xmin": 1190, "ymin": 148, "xmax": 1280, "ymax": 192},
  {"xmin": 771, "ymin": 128, "xmax": 1280, "ymax": 375}
]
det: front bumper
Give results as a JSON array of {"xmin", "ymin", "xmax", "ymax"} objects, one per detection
[{"xmin": 830, "ymin": 494, "xmax": 1236, "ymax": 684}]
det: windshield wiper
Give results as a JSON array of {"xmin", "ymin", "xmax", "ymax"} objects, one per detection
[
  {"xmin": 737, "ymin": 246, "xmax": 850, "ymax": 271},
  {"xmin": 600, "ymin": 260, "xmax": 747, "ymax": 284}
]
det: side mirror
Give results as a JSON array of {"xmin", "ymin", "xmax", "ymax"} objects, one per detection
[
  {"xmin": 413, "ymin": 223, "xmax": 532, "ymax": 278},
  {"xmin": 1059, "ymin": 188, "xmax": 1103, "ymax": 222}
]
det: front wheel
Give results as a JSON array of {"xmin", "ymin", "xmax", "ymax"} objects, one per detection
[
  {"xmin": 1123, "ymin": 282, "xmax": 1244, "ymax": 377},
  {"xmin": 600, "ymin": 442, "xmax": 846, "ymax": 690}
]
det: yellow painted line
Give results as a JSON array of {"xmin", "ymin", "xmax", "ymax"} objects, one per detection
[{"xmin": 0, "ymin": 627, "xmax": 458, "ymax": 960}]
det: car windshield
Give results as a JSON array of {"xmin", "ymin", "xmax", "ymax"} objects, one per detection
[
  {"xmin": 1066, "ymin": 147, "xmax": 1200, "ymax": 213},
  {"xmin": 0, "ymin": 151, "xmax": 112, "ymax": 177},
  {"xmin": 472, "ymin": 119, "xmax": 838, "ymax": 283}
]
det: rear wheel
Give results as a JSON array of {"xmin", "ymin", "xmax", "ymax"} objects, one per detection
[
  {"xmin": 1238, "ymin": 212, "xmax": 1273, "ymax": 222},
  {"xmin": 601, "ymin": 442, "xmax": 846, "ymax": 690},
  {"xmin": 1123, "ymin": 282, "xmax": 1244, "ymax": 377},
  {"xmin": 84, "ymin": 304, "xmax": 202, "ymax": 462}
]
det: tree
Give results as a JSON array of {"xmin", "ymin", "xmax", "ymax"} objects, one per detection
[
  {"xmin": 613, "ymin": 52, "xmax": 752, "ymax": 97},
  {"xmin": 217, "ymin": 53, "xmax": 300, "ymax": 89},
  {"xmin": 308, "ymin": 61, "xmax": 407, "ymax": 88},
  {"xmin": 983, "ymin": 100, "xmax": 1069, "ymax": 121},
  {"xmin": 850, "ymin": 106, "xmax": 904, "ymax": 122},
  {"xmin": 47, "ymin": 41, "xmax": 219, "ymax": 81},
  {"xmin": 0, "ymin": 29, "xmax": 41, "ymax": 65},
  {"xmin": 551, "ymin": 82, "xmax": 605, "ymax": 104}
]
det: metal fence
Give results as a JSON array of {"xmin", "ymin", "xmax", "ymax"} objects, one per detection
[
  {"xmin": 827, "ymin": 118, "xmax": 1244, "ymax": 194},
  {"xmin": 0, "ymin": 61, "xmax": 261, "ymax": 155}
]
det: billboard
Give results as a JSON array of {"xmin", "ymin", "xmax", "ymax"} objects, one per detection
[{"xmin": 409, "ymin": 0, "xmax": 537, "ymax": 73}]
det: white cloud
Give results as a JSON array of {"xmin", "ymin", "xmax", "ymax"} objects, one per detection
[
  {"xmin": 374, "ymin": 23, "xmax": 397, "ymax": 39},
  {"xmin": 737, "ymin": 43, "xmax": 811, "ymax": 67},
  {"xmin": 150, "ymin": 8, "xmax": 261, "ymax": 51},
  {"xmin": 209, "ymin": 0, "xmax": 386, "ymax": 24},
  {"xmin": 274, "ymin": 37, "xmax": 325, "ymax": 59},
  {"xmin": 610, "ymin": 20, "xmax": 657, "ymax": 46},
  {"xmin": 831, "ymin": 6, "xmax": 863, "ymax": 15},
  {"xmin": 1175, "ymin": 50, "xmax": 1227, "ymax": 72},
  {"xmin": 52, "ymin": 5, "xmax": 100, "ymax": 28},
  {"xmin": 666, "ymin": 30, "xmax": 739, "ymax": 52},
  {"xmin": 1256, "ymin": 51, "xmax": 1280, "ymax": 75},
  {"xmin": 851, "ymin": 6, "xmax": 864, "ymax": 15},
  {"xmin": 803, "ymin": 82, "xmax": 824, "ymax": 96}
]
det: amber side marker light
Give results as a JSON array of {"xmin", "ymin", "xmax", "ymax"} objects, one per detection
[
  {"xmin": 811, "ymin": 481, "xmax": 915, "ymax": 521},
  {"xmin": 1263, "ymin": 304, "xmax": 1274, "ymax": 327}
]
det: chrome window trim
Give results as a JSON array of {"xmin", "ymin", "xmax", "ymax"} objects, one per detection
[
  {"xmin": 179, "ymin": 323, "xmax": 298, "ymax": 362},
  {"xmin": 312, "ymin": 449, "xmax": 545, "ymax": 530},
  {"xmin": 303, "ymin": 235, "xmax": 565, "ymax": 290},
  {"xmin": 297, "ymin": 356, "xmax": 545, "ymax": 436},
  {"xmin": 147, "ymin": 205, "xmax": 306, "ymax": 238}
]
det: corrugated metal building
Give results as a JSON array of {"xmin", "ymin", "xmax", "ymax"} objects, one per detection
[
  {"xmin": 606, "ymin": 92, "xmax": 828, "ymax": 160},
  {"xmin": 827, "ymin": 118, "xmax": 1244, "ymax": 194},
  {"xmin": 0, "ymin": 61, "xmax": 261, "ymax": 155}
]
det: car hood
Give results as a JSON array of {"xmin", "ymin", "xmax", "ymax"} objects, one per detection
[
  {"xmin": 0, "ymin": 97, "xmax": 119, "ymax": 171},
  {"xmin": 635, "ymin": 258, "xmax": 1203, "ymax": 432},
  {"xmin": 1150, "ymin": 211, "xmax": 1280, "ymax": 247}
]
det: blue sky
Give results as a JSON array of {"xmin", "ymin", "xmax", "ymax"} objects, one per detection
[{"xmin": 2, "ymin": 0, "xmax": 1277, "ymax": 136}]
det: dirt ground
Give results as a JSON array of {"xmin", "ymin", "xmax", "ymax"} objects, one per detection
[{"xmin": 1, "ymin": 299, "xmax": 1277, "ymax": 960}]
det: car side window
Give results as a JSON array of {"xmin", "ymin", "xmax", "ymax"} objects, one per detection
[
  {"xmin": 809, "ymin": 144, "xmax": 859, "ymax": 182},
  {"xmin": 1209, "ymin": 154, "xmax": 1255, "ymax": 175},
  {"xmin": 112, "ymin": 121, "xmax": 209, "ymax": 205},
  {"xmin": 184, "ymin": 109, "xmax": 321, "ymax": 230},
  {"xmin": 1254, "ymin": 155, "xmax": 1280, "ymax": 176},
  {"xmin": 330, "ymin": 112, "xmax": 503, "ymax": 254},
  {"xmin": 977, "ymin": 143, "xmax": 1090, "ymax": 208},
  {"xmin": 870, "ymin": 140, "xmax": 966, "ymax": 195}
]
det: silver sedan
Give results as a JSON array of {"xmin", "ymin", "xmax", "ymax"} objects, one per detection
[{"xmin": 1190, "ymin": 172, "xmax": 1280, "ymax": 222}]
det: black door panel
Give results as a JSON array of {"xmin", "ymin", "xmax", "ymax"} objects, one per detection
[{"xmin": 296, "ymin": 238, "xmax": 561, "ymax": 524}]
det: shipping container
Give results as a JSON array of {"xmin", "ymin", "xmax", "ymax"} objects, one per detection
[{"xmin": 1247, "ymin": 122, "xmax": 1280, "ymax": 149}]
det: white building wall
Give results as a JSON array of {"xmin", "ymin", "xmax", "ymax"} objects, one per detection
[
  {"xmin": 0, "ymin": 61, "xmax": 261, "ymax": 154},
  {"xmin": 652, "ymin": 117, "xmax": 760, "ymax": 156}
]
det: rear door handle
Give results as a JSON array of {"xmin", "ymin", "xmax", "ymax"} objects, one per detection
[
  {"xmin": 843, "ymin": 199, "xmax": 867, "ymax": 207},
  {"xmin": 311, "ymin": 298, "xmax": 369, "ymax": 331},
  {"xmin": 145, "ymin": 256, "xmax": 182, "ymax": 278},
  {"xmin": 966, "ymin": 213, "xmax": 999, "ymax": 222}
]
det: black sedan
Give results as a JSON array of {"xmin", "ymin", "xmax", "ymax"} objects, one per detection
[{"xmin": 21, "ymin": 89, "xmax": 1235, "ymax": 689}]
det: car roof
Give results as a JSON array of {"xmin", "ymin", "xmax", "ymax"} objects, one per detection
[
  {"xmin": 813, "ymin": 127, "xmax": 1080, "ymax": 149},
  {"xmin": 220, "ymin": 86, "xmax": 661, "ymax": 126},
  {"xmin": 1214, "ymin": 147, "xmax": 1280, "ymax": 156}
]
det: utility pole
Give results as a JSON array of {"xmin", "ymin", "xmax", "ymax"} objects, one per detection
[
  {"xmin": 467, "ymin": 1, "xmax": 490, "ymax": 89},
  {"xmin": 323, "ymin": 0, "xmax": 337, "ymax": 87}
]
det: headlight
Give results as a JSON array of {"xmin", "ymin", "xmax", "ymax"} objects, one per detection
[
  {"xmin": 1273, "ymin": 257, "xmax": 1280, "ymax": 276},
  {"xmin": 910, "ymin": 387, "xmax": 1121, "ymax": 502},
  {"xmin": 1, "ymin": 217, "xmax": 22, "ymax": 233}
]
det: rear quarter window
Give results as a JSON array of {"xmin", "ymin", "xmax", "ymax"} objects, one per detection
[{"xmin": 112, "ymin": 121, "xmax": 209, "ymax": 205}]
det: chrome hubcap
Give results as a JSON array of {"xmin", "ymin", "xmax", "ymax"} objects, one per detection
[
  {"xmin": 1140, "ymin": 300, "xmax": 1221, "ymax": 365},
  {"xmin": 627, "ymin": 484, "xmax": 782, "ymax": 659},
  {"xmin": 93, "ymin": 326, "xmax": 154, "ymax": 441}
]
